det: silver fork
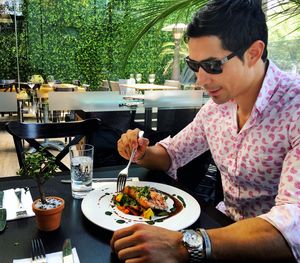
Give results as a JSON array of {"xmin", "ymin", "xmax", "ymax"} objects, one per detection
[
  {"xmin": 14, "ymin": 188, "xmax": 28, "ymax": 217},
  {"xmin": 31, "ymin": 238, "xmax": 47, "ymax": 263},
  {"xmin": 117, "ymin": 130, "xmax": 144, "ymax": 192}
]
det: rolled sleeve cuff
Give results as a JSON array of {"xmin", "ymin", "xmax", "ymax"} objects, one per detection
[
  {"xmin": 157, "ymin": 136, "xmax": 178, "ymax": 180},
  {"xmin": 258, "ymin": 204, "xmax": 300, "ymax": 262}
]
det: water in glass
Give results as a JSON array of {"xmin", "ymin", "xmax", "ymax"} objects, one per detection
[{"xmin": 70, "ymin": 144, "xmax": 94, "ymax": 199}]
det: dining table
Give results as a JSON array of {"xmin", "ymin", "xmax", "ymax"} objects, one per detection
[
  {"xmin": 120, "ymin": 83, "xmax": 179, "ymax": 93},
  {"xmin": 0, "ymin": 165, "xmax": 234, "ymax": 263}
]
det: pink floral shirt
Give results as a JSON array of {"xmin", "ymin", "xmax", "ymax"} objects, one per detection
[{"xmin": 159, "ymin": 61, "xmax": 300, "ymax": 261}]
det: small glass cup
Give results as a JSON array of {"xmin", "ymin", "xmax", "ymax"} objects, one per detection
[
  {"xmin": 136, "ymin": 73, "xmax": 142, "ymax": 83},
  {"xmin": 148, "ymin": 73, "xmax": 155, "ymax": 84},
  {"xmin": 69, "ymin": 144, "xmax": 94, "ymax": 199}
]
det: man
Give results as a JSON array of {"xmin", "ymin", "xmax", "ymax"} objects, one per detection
[{"xmin": 111, "ymin": 0, "xmax": 300, "ymax": 262}]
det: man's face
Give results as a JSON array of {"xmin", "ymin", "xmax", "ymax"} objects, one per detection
[{"xmin": 188, "ymin": 36, "xmax": 249, "ymax": 105}]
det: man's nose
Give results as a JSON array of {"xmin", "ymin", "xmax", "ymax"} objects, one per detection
[{"xmin": 195, "ymin": 67, "xmax": 212, "ymax": 87}]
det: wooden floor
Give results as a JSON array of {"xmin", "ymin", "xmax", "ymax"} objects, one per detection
[
  {"xmin": 0, "ymin": 114, "xmax": 69, "ymax": 178},
  {"xmin": 0, "ymin": 129, "xmax": 19, "ymax": 177}
]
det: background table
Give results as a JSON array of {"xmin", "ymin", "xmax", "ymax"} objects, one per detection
[{"xmin": 0, "ymin": 166, "xmax": 233, "ymax": 263}]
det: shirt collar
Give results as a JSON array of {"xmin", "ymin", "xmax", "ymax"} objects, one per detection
[{"xmin": 254, "ymin": 60, "xmax": 283, "ymax": 114}]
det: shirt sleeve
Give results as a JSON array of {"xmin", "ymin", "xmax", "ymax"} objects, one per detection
[
  {"xmin": 158, "ymin": 105, "xmax": 210, "ymax": 179},
  {"xmin": 259, "ymin": 107, "xmax": 300, "ymax": 262}
]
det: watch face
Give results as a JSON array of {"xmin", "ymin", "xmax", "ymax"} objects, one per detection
[{"xmin": 183, "ymin": 230, "xmax": 203, "ymax": 248}]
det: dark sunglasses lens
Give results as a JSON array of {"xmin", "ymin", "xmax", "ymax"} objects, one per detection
[
  {"xmin": 186, "ymin": 59, "xmax": 199, "ymax": 72},
  {"xmin": 201, "ymin": 61, "xmax": 222, "ymax": 74},
  {"xmin": 185, "ymin": 58, "xmax": 223, "ymax": 74}
]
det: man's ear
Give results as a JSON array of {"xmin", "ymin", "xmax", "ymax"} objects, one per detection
[{"xmin": 245, "ymin": 40, "xmax": 265, "ymax": 66}]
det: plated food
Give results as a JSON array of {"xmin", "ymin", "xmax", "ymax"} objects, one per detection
[
  {"xmin": 113, "ymin": 186, "xmax": 171, "ymax": 219},
  {"xmin": 81, "ymin": 181, "xmax": 201, "ymax": 231}
]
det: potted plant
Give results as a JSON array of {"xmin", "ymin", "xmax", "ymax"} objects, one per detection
[{"xmin": 17, "ymin": 147, "xmax": 65, "ymax": 231}]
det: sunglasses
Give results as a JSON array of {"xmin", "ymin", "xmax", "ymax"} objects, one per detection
[{"xmin": 185, "ymin": 52, "xmax": 237, "ymax": 74}]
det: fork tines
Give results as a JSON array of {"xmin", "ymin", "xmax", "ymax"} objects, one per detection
[
  {"xmin": 31, "ymin": 238, "xmax": 47, "ymax": 263},
  {"xmin": 116, "ymin": 148, "xmax": 136, "ymax": 192},
  {"xmin": 117, "ymin": 173, "xmax": 127, "ymax": 192},
  {"xmin": 117, "ymin": 130, "xmax": 144, "ymax": 192}
]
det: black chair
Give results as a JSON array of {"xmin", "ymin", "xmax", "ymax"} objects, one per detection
[
  {"xmin": 5, "ymin": 118, "xmax": 103, "ymax": 171},
  {"xmin": 74, "ymin": 110, "xmax": 135, "ymax": 167},
  {"xmin": 177, "ymin": 150, "xmax": 223, "ymax": 206},
  {"xmin": 0, "ymin": 79, "xmax": 16, "ymax": 92}
]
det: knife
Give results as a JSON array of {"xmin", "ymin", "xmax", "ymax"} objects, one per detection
[
  {"xmin": 62, "ymin": 238, "xmax": 74, "ymax": 263},
  {"xmin": 0, "ymin": 191, "xmax": 7, "ymax": 232},
  {"xmin": 61, "ymin": 177, "xmax": 138, "ymax": 184}
]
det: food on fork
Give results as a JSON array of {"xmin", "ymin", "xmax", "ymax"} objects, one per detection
[{"xmin": 113, "ymin": 186, "xmax": 169, "ymax": 219}]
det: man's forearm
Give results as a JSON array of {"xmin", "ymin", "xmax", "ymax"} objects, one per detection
[
  {"xmin": 136, "ymin": 144, "xmax": 171, "ymax": 171},
  {"xmin": 207, "ymin": 217, "xmax": 294, "ymax": 262}
]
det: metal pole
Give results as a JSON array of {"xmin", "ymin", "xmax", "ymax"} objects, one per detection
[
  {"xmin": 172, "ymin": 38, "xmax": 180, "ymax": 81},
  {"xmin": 13, "ymin": 0, "xmax": 20, "ymax": 93}
]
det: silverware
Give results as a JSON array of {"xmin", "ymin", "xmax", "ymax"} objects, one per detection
[
  {"xmin": 14, "ymin": 188, "xmax": 28, "ymax": 217},
  {"xmin": 117, "ymin": 130, "xmax": 144, "ymax": 192},
  {"xmin": 60, "ymin": 177, "xmax": 137, "ymax": 184},
  {"xmin": 0, "ymin": 191, "xmax": 7, "ymax": 232},
  {"xmin": 62, "ymin": 238, "xmax": 74, "ymax": 263},
  {"xmin": 31, "ymin": 238, "xmax": 47, "ymax": 263}
]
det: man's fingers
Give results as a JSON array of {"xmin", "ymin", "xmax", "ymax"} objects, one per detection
[{"xmin": 110, "ymin": 225, "xmax": 135, "ymax": 249}]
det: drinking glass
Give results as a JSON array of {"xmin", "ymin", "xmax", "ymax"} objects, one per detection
[
  {"xmin": 129, "ymin": 74, "xmax": 136, "ymax": 85},
  {"xmin": 136, "ymin": 73, "xmax": 142, "ymax": 83},
  {"xmin": 148, "ymin": 73, "xmax": 155, "ymax": 84},
  {"xmin": 69, "ymin": 144, "xmax": 94, "ymax": 199},
  {"xmin": 27, "ymin": 76, "xmax": 36, "ymax": 115}
]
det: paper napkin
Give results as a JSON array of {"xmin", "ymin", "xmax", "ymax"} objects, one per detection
[
  {"xmin": 13, "ymin": 247, "xmax": 80, "ymax": 263},
  {"xmin": 3, "ymin": 188, "xmax": 35, "ymax": 221}
]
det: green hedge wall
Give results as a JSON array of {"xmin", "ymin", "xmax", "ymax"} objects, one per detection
[
  {"xmin": 2, "ymin": 0, "xmax": 297, "ymax": 88},
  {"xmin": 0, "ymin": 0, "xmax": 175, "ymax": 89}
]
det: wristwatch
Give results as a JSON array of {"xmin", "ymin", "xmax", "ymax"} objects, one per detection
[{"xmin": 181, "ymin": 229, "xmax": 206, "ymax": 262}]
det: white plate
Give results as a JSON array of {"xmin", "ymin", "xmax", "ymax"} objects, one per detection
[{"xmin": 81, "ymin": 181, "xmax": 201, "ymax": 231}]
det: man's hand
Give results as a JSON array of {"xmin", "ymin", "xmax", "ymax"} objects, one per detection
[
  {"xmin": 110, "ymin": 223, "xmax": 189, "ymax": 263},
  {"xmin": 117, "ymin": 129, "xmax": 149, "ymax": 162}
]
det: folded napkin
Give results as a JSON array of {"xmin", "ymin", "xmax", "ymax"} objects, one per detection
[
  {"xmin": 3, "ymin": 188, "xmax": 35, "ymax": 221},
  {"xmin": 13, "ymin": 247, "xmax": 80, "ymax": 263}
]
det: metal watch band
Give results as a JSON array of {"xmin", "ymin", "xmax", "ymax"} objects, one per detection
[
  {"xmin": 198, "ymin": 228, "xmax": 212, "ymax": 259},
  {"xmin": 181, "ymin": 229, "xmax": 205, "ymax": 262}
]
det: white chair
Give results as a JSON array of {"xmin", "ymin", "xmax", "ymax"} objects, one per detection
[
  {"xmin": 118, "ymin": 79, "xmax": 135, "ymax": 95},
  {"xmin": 99, "ymin": 80, "xmax": 111, "ymax": 91}
]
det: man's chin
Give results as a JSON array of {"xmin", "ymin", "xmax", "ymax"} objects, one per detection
[{"xmin": 211, "ymin": 96, "xmax": 230, "ymax": 105}]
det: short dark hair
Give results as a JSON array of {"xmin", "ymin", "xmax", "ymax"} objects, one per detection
[{"xmin": 186, "ymin": 0, "xmax": 268, "ymax": 62}]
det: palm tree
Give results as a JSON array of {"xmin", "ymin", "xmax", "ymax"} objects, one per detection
[{"xmin": 123, "ymin": 0, "xmax": 300, "ymax": 65}]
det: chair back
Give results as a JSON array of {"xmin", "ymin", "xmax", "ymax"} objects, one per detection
[
  {"xmin": 109, "ymin": 81, "xmax": 120, "ymax": 92},
  {"xmin": 0, "ymin": 79, "xmax": 16, "ymax": 92},
  {"xmin": 99, "ymin": 80, "xmax": 111, "ymax": 91},
  {"xmin": 5, "ymin": 118, "xmax": 102, "ymax": 171},
  {"xmin": 118, "ymin": 79, "xmax": 135, "ymax": 95}
]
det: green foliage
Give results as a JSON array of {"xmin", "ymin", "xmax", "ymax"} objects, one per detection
[
  {"xmin": 160, "ymin": 40, "xmax": 188, "ymax": 76},
  {"xmin": 0, "ymin": 0, "xmax": 176, "ymax": 88},
  {"xmin": 0, "ymin": 0, "xmax": 299, "ymax": 87},
  {"xmin": 17, "ymin": 147, "xmax": 58, "ymax": 204}
]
